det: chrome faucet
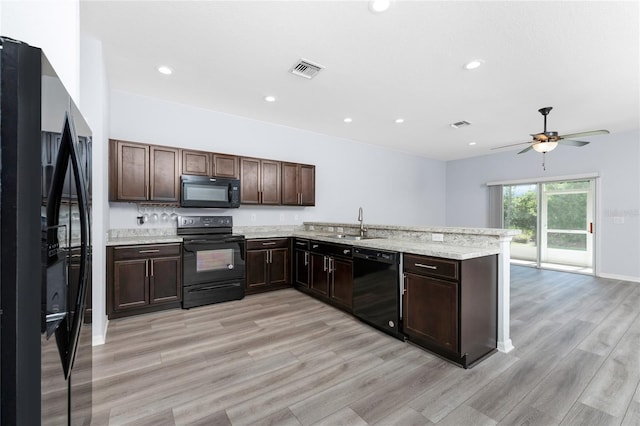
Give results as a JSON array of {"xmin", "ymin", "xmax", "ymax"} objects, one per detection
[{"xmin": 358, "ymin": 207, "xmax": 367, "ymax": 238}]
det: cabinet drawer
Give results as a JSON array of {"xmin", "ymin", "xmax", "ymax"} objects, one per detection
[
  {"xmin": 293, "ymin": 239, "xmax": 310, "ymax": 250},
  {"xmin": 310, "ymin": 241, "xmax": 353, "ymax": 259},
  {"xmin": 404, "ymin": 254, "xmax": 458, "ymax": 281},
  {"xmin": 113, "ymin": 243, "xmax": 181, "ymax": 261},
  {"xmin": 246, "ymin": 238, "xmax": 289, "ymax": 250}
]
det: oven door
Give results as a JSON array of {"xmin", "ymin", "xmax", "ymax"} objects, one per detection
[{"xmin": 182, "ymin": 236, "xmax": 245, "ymax": 286}]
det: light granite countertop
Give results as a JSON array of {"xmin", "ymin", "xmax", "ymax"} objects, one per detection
[
  {"xmin": 237, "ymin": 231, "xmax": 499, "ymax": 260},
  {"xmin": 106, "ymin": 235, "xmax": 184, "ymax": 246},
  {"xmin": 107, "ymin": 229, "xmax": 502, "ymax": 260}
]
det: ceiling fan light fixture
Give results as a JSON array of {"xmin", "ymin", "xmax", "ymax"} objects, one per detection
[{"xmin": 532, "ymin": 141, "xmax": 558, "ymax": 153}]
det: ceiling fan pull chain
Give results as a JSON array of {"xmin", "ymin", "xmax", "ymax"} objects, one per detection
[{"xmin": 542, "ymin": 152, "xmax": 546, "ymax": 171}]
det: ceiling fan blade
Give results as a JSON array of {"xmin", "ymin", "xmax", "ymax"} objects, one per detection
[
  {"xmin": 560, "ymin": 129, "xmax": 610, "ymax": 139},
  {"xmin": 491, "ymin": 142, "xmax": 531, "ymax": 150},
  {"xmin": 559, "ymin": 139, "xmax": 590, "ymax": 147},
  {"xmin": 517, "ymin": 145, "xmax": 534, "ymax": 154}
]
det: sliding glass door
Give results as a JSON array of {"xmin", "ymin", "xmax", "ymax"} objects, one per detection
[
  {"xmin": 503, "ymin": 184, "xmax": 538, "ymax": 267},
  {"xmin": 503, "ymin": 179, "xmax": 595, "ymax": 273}
]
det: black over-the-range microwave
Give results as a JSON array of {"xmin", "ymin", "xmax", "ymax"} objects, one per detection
[{"xmin": 180, "ymin": 175, "xmax": 240, "ymax": 208}]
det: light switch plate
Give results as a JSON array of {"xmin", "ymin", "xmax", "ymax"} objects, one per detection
[{"xmin": 432, "ymin": 233, "xmax": 444, "ymax": 242}]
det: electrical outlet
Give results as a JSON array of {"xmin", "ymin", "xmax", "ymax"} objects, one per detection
[
  {"xmin": 432, "ymin": 233, "xmax": 444, "ymax": 242},
  {"xmin": 337, "ymin": 227, "xmax": 344, "ymax": 233},
  {"xmin": 250, "ymin": 214, "xmax": 256, "ymax": 222},
  {"xmin": 328, "ymin": 226, "xmax": 334, "ymax": 232}
]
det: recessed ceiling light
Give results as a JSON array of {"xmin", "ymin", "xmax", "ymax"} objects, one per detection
[
  {"xmin": 395, "ymin": 118, "xmax": 405, "ymax": 124},
  {"xmin": 157, "ymin": 65, "xmax": 173, "ymax": 75},
  {"xmin": 464, "ymin": 60, "xmax": 483, "ymax": 70},
  {"xmin": 369, "ymin": 0, "xmax": 391, "ymax": 13},
  {"xmin": 264, "ymin": 95, "xmax": 276, "ymax": 102},
  {"xmin": 469, "ymin": 142, "xmax": 477, "ymax": 146},
  {"xmin": 344, "ymin": 117, "xmax": 353, "ymax": 123}
]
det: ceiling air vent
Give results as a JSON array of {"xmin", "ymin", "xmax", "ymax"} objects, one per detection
[
  {"xmin": 450, "ymin": 120, "xmax": 471, "ymax": 129},
  {"xmin": 289, "ymin": 59, "xmax": 324, "ymax": 79}
]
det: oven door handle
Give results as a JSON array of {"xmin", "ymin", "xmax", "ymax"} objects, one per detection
[{"xmin": 188, "ymin": 283, "xmax": 240, "ymax": 292}]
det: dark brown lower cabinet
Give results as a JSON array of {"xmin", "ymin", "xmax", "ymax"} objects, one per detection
[
  {"xmin": 107, "ymin": 243, "xmax": 182, "ymax": 319},
  {"xmin": 245, "ymin": 238, "xmax": 290, "ymax": 294},
  {"xmin": 294, "ymin": 240, "xmax": 310, "ymax": 288},
  {"xmin": 307, "ymin": 242, "xmax": 353, "ymax": 312},
  {"xmin": 402, "ymin": 253, "xmax": 497, "ymax": 368}
]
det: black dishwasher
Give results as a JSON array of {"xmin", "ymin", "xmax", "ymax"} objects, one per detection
[{"xmin": 353, "ymin": 247, "xmax": 403, "ymax": 340}]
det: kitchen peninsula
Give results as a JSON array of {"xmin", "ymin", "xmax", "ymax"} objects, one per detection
[{"xmin": 107, "ymin": 221, "xmax": 519, "ymax": 365}]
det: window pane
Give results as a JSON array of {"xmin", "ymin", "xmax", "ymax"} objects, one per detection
[
  {"xmin": 547, "ymin": 193, "xmax": 587, "ymax": 230},
  {"xmin": 547, "ymin": 233, "xmax": 587, "ymax": 251}
]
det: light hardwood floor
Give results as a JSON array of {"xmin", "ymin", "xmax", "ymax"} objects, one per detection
[{"xmin": 91, "ymin": 266, "xmax": 640, "ymax": 425}]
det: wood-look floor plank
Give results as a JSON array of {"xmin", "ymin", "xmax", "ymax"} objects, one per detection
[
  {"xmin": 560, "ymin": 402, "xmax": 618, "ymax": 426},
  {"xmin": 436, "ymin": 404, "xmax": 497, "ymax": 426},
  {"xmin": 371, "ymin": 406, "xmax": 433, "ymax": 426},
  {"xmin": 467, "ymin": 318, "xmax": 595, "ymax": 422},
  {"xmin": 311, "ymin": 407, "xmax": 368, "ymax": 426},
  {"xmin": 91, "ymin": 269, "xmax": 640, "ymax": 426},
  {"xmin": 408, "ymin": 351, "xmax": 519, "ymax": 423},
  {"xmin": 498, "ymin": 349, "xmax": 603, "ymax": 423},
  {"xmin": 577, "ymin": 284, "xmax": 640, "ymax": 356},
  {"xmin": 288, "ymin": 348, "xmax": 430, "ymax": 425},
  {"xmin": 578, "ymin": 311, "xmax": 640, "ymax": 418}
]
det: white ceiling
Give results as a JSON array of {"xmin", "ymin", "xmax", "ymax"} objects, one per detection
[{"xmin": 80, "ymin": 1, "xmax": 640, "ymax": 161}]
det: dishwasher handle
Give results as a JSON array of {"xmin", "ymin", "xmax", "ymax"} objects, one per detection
[{"xmin": 353, "ymin": 248, "xmax": 398, "ymax": 264}]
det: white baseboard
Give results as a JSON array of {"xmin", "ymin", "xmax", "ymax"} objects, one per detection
[
  {"xmin": 92, "ymin": 318, "xmax": 109, "ymax": 346},
  {"xmin": 498, "ymin": 339, "xmax": 514, "ymax": 353},
  {"xmin": 597, "ymin": 272, "xmax": 640, "ymax": 283}
]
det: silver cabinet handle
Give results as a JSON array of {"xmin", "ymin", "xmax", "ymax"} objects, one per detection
[
  {"xmin": 343, "ymin": 249, "xmax": 350, "ymax": 255},
  {"xmin": 139, "ymin": 249, "xmax": 160, "ymax": 254},
  {"xmin": 150, "ymin": 260, "xmax": 154, "ymax": 276},
  {"xmin": 402, "ymin": 273, "xmax": 407, "ymax": 295},
  {"xmin": 262, "ymin": 242, "xmax": 277, "ymax": 246},
  {"xmin": 415, "ymin": 263, "xmax": 437, "ymax": 270},
  {"xmin": 312, "ymin": 244, "xmax": 319, "ymax": 249},
  {"xmin": 304, "ymin": 252, "xmax": 309, "ymax": 266},
  {"xmin": 296, "ymin": 242, "xmax": 306, "ymax": 246},
  {"xmin": 323, "ymin": 255, "xmax": 328, "ymax": 271},
  {"xmin": 329, "ymin": 257, "xmax": 335, "ymax": 273},
  {"xmin": 145, "ymin": 260, "xmax": 149, "ymax": 277}
]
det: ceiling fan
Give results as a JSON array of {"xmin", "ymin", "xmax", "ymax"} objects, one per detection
[{"xmin": 493, "ymin": 106, "xmax": 609, "ymax": 169}]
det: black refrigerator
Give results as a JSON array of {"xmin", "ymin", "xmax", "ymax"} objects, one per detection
[{"xmin": 0, "ymin": 37, "xmax": 93, "ymax": 425}]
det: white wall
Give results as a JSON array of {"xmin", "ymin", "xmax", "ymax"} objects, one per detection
[
  {"xmin": 109, "ymin": 90, "xmax": 447, "ymax": 229},
  {"xmin": 80, "ymin": 35, "xmax": 110, "ymax": 345},
  {"xmin": 446, "ymin": 130, "xmax": 640, "ymax": 281},
  {"xmin": 1, "ymin": 0, "xmax": 80, "ymax": 103}
]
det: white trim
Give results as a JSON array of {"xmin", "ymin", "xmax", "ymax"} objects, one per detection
[
  {"xmin": 598, "ymin": 272, "xmax": 640, "ymax": 283},
  {"xmin": 497, "ymin": 240, "xmax": 514, "ymax": 353},
  {"xmin": 92, "ymin": 318, "xmax": 109, "ymax": 346},
  {"xmin": 487, "ymin": 172, "xmax": 600, "ymax": 187}
]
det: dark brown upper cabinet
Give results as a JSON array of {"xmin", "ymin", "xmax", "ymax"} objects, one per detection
[
  {"xmin": 150, "ymin": 145, "xmax": 180, "ymax": 202},
  {"xmin": 109, "ymin": 139, "xmax": 179, "ymax": 203},
  {"xmin": 212, "ymin": 153, "xmax": 239, "ymax": 178},
  {"xmin": 181, "ymin": 149, "xmax": 239, "ymax": 178},
  {"xmin": 282, "ymin": 163, "xmax": 315, "ymax": 206},
  {"xmin": 240, "ymin": 157, "xmax": 281, "ymax": 205},
  {"xmin": 181, "ymin": 149, "xmax": 210, "ymax": 176}
]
